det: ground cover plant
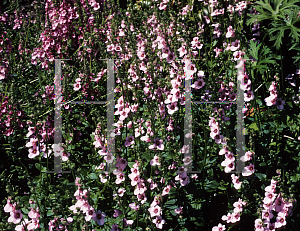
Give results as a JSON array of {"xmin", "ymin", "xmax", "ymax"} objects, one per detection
[{"xmin": 0, "ymin": 0, "xmax": 300, "ymax": 230}]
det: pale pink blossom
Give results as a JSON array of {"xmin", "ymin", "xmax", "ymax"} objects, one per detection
[
  {"xmin": 242, "ymin": 163, "xmax": 255, "ymax": 176},
  {"xmin": 148, "ymin": 205, "xmax": 162, "ymax": 217},
  {"xmin": 150, "ymin": 155, "xmax": 161, "ymax": 166},
  {"xmin": 152, "ymin": 216, "xmax": 165, "ymax": 229},
  {"xmin": 8, "ymin": 210, "xmax": 23, "ymax": 224},
  {"xmin": 174, "ymin": 206, "xmax": 183, "ymax": 215},
  {"xmin": 162, "ymin": 185, "xmax": 172, "ymax": 196},
  {"xmin": 212, "ymin": 223, "xmax": 226, "ymax": 231}
]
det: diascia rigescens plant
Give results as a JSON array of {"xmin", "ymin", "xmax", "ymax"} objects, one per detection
[{"xmin": 1, "ymin": 0, "xmax": 300, "ymax": 230}]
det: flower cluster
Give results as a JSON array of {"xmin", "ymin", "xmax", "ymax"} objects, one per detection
[
  {"xmin": 4, "ymin": 197, "xmax": 41, "ymax": 230},
  {"xmin": 69, "ymin": 177, "xmax": 106, "ymax": 226},
  {"xmin": 221, "ymin": 198, "xmax": 247, "ymax": 224},
  {"xmin": 255, "ymin": 178, "xmax": 295, "ymax": 230},
  {"xmin": 264, "ymin": 80, "xmax": 285, "ymax": 110}
]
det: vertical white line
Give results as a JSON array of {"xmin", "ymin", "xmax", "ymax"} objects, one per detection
[
  {"xmin": 53, "ymin": 59, "xmax": 63, "ymax": 173},
  {"xmin": 184, "ymin": 59, "xmax": 201, "ymax": 173},
  {"xmin": 236, "ymin": 59, "xmax": 246, "ymax": 174},
  {"xmin": 106, "ymin": 59, "xmax": 115, "ymax": 173},
  {"xmin": 47, "ymin": 59, "xmax": 70, "ymax": 174}
]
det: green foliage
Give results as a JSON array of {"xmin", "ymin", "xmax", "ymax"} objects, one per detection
[
  {"xmin": 246, "ymin": 0, "xmax": 300, "ymax": 50},
  {"xmin": 246, "ymin": 40, "xmax": 277, "ymax": 74}
]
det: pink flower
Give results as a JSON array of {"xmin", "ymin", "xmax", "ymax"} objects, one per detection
[
  {"xmin": 226, "ymin": 25, "xmax": 235, "ymax": 38},
  {"xmin": 73, "ymin": 82, "xmax": 81, "ymax": 91},
  {"xmin": 4, "ymin": 198, "xmax": 15, "ymax": 213},
  {"xmin": 150, "ymin": 155, "xmax": 161, "ymax": 166},
  {"xmin": 214, "ymin": 134, "xmax": 224, "ymax": 144},
  {"xmin": 115, "ymin": 156, "xmax": 128, "ymax": 171},
  {"xmin": 116, "ymin": 172, "xmax": 125, "ymax": 184},
  {"xmin": 166, "ymin": 52, "xmax": 175, "ymax": 63},
  {"xmin": 178, "ymin": 46, "xmax": 187, "ymax": 57},
  {"xmin": 148, "ymin": 205, "xmax": 162, "ymax": 217},
  {"xmin": 233, "ymin": 199, "xmax": 245, "ymax": 213},
  {"xmin": 242, "ymin": 163, "xmax": 255, "ymax": 176},
  {"xmin": 274, "ymin": 196, "xmax": 284, "ymax": 212},
  {"xmin": 275, "ymin": 215, "xmax": 286, "ymax": 228},
  {"xmin": 264, "ymin": 191, "xmax": 277, "ymax": 204},
  {"xmin": 262, "ymin": 209, "xmax": 274, "ymax": 221},
  {"xmin": 125, "ymin": 135, "xmax": 135, "ymax": 147},
  {"xmin": 28, "ymin": 207, "xmax": 40, "ymax": 219},
  {"xmin": 118, "ymin": 188, "xmax": 126, "ymax": 197},
  {"xmin": 129, "ymin": 202, "xmax": 139, "ymax": 211},
  {"xmin": 212, "ymin": 223, "xmax": 226, "ymax": 231},
  {"xmin": 221, "ymin": 159, "xmax": 235, "ymax": 173},
  {"xmin": 25, "ymin": 137, "xmax": 38, "ymax": 148},
  {"xmin": 179, "ymin": 173, "xmax": 190, "ymax": 186},
  {"xmin": 265, "ymin": 222, "xmax": 276, "ymax": 231},
  {"xmin": 137, "ymin": 193, "xmax": 147, "ymax": 204},
  {"xmin": 167, "ymin": 102, "xmax": 178, "ymax": 115},
  {"xmin": 231, "ymin": 212, "xmax": 241, "ymax": 223},
  {"xmin": 93, "ymin": 210, "xmax": 106, "ymax": 226},
  {"xmin": 231, "ymin": 174, "xmax": 242, "ymax": 190},
  {"xmin": 152, "ymin": 216, "xmax": 165, "ymax": 229},
  {"xmin": 28, "ymin": 147, "xmax": 40, "ymax": 159},
  {"xmin": 123, "ymin": 218, "xmax": 134, "ymax": 227},
  {"xmin": 182, "ymin": 155, "xmax": 192, "ymax": 166},
  {"xmin": 149, "ymin": 138, "xmax": 164, "ymax": 150},
  {"xmin": 113, "ymin": 209, "xmax": 122, "ymax": 218},
  {"xmin": 230, "ymin": 39, "xmax": 240, "ymax": 51},
  {"xmin": 175, "ymin": 206, "xmax": 183, "ymax": 214},
  {"xmin": 15, "ymin": 218, "xmax": 30, "ymax": 231},
  {"xmin": 240, "ymin": 151, "xmax": 254, "ymax": 162},
  {"xmin": 254, "ymin": 218, "xmax": 264, "ymax": 231},
  {"xmin": 85, "ymin": 206, "xmax": 96, "ymax": 222},
  {"xmin": 221, "ymin": 212, "xmax": 232, "ymax": 223},
  {"xmin": 130, "ymin": 175, "xmax": 140, "ymax": 186},
  {"xmin": 162, "ymin": 185, "xmax": 172, "ymax": 196},
  {"xmin": 8, "ymin": 209, "xmax": 23, "ymax": 224},
  {"xmin": 191, "ymin": 78, "xmax": 205, "ymax": 89},
  {"xmin": 244, "ymin": 90, "xmax": 254, "ymax": 102},
  {"xmin": 264, "ymin": 94, "xmax": 277, "ymax": 106}
]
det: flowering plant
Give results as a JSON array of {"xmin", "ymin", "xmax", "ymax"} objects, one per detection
[{"xmin": 1, "ymin": 0, "xmax": 300, "ymax": 230}]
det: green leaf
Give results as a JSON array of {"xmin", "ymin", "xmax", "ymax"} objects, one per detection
[
  {"xmin": 190, "ymin": 199, "xmax": 202, "ymax": 210},
  {"xmin": 21, "ymin": 207, "xmax": 29, "ymax": 214},
  {"xmin": 259, "ymin": 162, "xmax": 267, "ymax": 167},
  {"xmin": 269, "ymin": 142, "xmax": 277, "ymax": 146},
  {"xmin": 35, "ymin": 163, "xmax": 42, "ymax": 171},
  {"xmin": 128, "ymin": 162, "xmax": 135, "ymax": 169},
  {"xmin": 256, "ymin": 99, "xmax": 263, "ymax": 106},
  {"xmin": 47, "ymin": 210, "xmax": 54, "ymax": 217},
  {"xmin": 255, "ymin": 173, "xmax": 267, "ymax": 182},
  {"xmin": 165, "ymin": 199, "xmax": 177, "ymax": 206},
  {"xmin": 88, "ymin": 173, "xmax": 98, "ymax": 180},
  {"xmin": 142, "ymin": 153, "xmax": 152, "ymax": 161},
  {"xmin": 249, "ymin": 122, "xmax": 259, "ymax": 131},
  {"xmin": 204, "ymin": 180, "xmax": 219, "ymax": 192},
  {"xmin": 20, "ymin": 196, "xmax": 29, "ymax": 203}
]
